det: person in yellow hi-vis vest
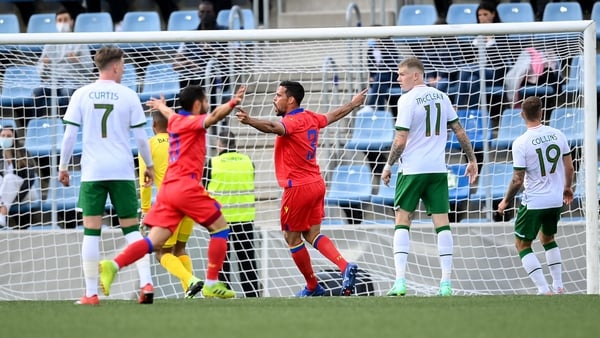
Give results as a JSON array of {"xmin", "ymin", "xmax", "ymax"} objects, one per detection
[
  {"xmin": 139, "ymin": 110, "xmax": 198, "ymax": 295},
  {"xmin": 204, "ymin": 131, "xmax": 261, "ymax": 297}
]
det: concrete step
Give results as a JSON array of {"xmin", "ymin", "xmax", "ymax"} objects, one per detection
[
  {"xmin": 277, "ymin": 10, "xmax": 397, "ymax": 28},
  {"xmin": 281, "ymin": 0, "xmax": 398, "ymax": 16}
]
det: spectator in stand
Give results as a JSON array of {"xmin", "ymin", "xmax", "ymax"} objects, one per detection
[
  {"xmin": 33, "ymin": 7, "xmax": 93, "ymax": 117},
  {"xmin": 0, "ymin": 126, "xmax": 39, "ymax": 229},
  {"xmin": 455, "ymin": 1, "xmax": 512, "ymax": 126},
  {"xmin": 173, "ymin": 0, "xmax": 230, "ymax": 112},
  {"xmin": 366, "ymin": 36, "xmax": 401, "ymax": 114}
]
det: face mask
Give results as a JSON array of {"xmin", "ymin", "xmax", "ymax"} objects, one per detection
[
  {"xmin": 56, "ymin": 23, "xmax": 71, "ymax": 33},
  {"xmin": 0, "ymin": 138, "xmax": 13, "ymax": 149}
]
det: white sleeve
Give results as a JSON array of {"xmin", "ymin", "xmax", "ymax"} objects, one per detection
[
  {"xmin": 133, "ymin": 127, "xmax": 153, "ymax": 168},
  {"xmin": 59, "ymin": 124, "xmax": 78, "ymax": 170}
]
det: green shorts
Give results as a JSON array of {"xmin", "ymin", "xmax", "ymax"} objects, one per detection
[
  {"xmin": 394, "ymin": 172, "xmax": 449, "ymax": 215},
  {"xmin": 78, "ymin": 180, "xmax": 139, "ymax": 218},
  {"xmin": 514, "ymin": 204, "xmax": 562, "ymax": 241}
]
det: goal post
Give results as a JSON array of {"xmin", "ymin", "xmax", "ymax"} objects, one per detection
[{"xmin": 0, "ymin": 21, "xmax": 597, "ymax": 299}]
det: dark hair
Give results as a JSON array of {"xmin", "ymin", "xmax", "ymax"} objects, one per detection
[
  {"xmin": 218, "ymin": 130, "xmax": 236, "ymax": 150},
  {"xmin": 522, "ymin": 96, "xmax": 543, "ymax": 121},
  {"xmin": 152, "ymin": 110, "xmax": 168, "ymax": 133},
  {"xmin": 55, "ymin": 6, "xmax": 72, "ymax": 19},
  {"xmin": 476, "ymin": 1, "xmax": 501, "ymax": 23},
  {"xmin": 94, "ymin": 45, "xmax": 124, "ymax": 71},
  {"xmin": 179, "ymin": 85, "xmax": 206, "ymax": 112},
  {"xmin": 279, "ymin": 81, "xmax": 305, "ymax": 106}
]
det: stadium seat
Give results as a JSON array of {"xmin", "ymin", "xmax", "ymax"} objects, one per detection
[
  {"xmin": 592, "ymin": 2, "xmax": 600, "ymax": 40},
  {"xmin": 0, "ymin": 118, "xmax": 17, "ymax": 129},
  {"xmin": 216, "ymin": 8, "xmax": 255, "ymax": 29},
  {"xmin": 542, "ymin": 2, "xmax": 583, "ymax": 21},
  {"xmin": 345, "ymin": 108, "xmax": 394, "ymax": 151},
  {"xmin": 121, "ymin": 11, "xmax": 161, "ymax": 32},
  {"xmin": 471, "ymin": 162, "xmax": 515, "ymax": 204},
  {"xmin": 0, "ymin": 13, "xmax": 20, "ymax": 33},
  {"xmin": 496, "ymin": 2, "xmax": 535, "ymax": 22},
  {"xmin": 0, "ymin": 65, "xmax": 40, "ymax": 108},
  {"xmin": 325, "ymin": 164, "xmax": 373, "ymax": 206},
  {"xmin": 446, "ymin": 4, "xmax": 479, "ymax": 24},
  {"xmin": 490, "ymin": 109, "xmax": 527, "ymax": 150},
  {"xmin": 26, "ymin": 13, "xmax": 56, "ymax": 33},
  {"xmin": 139, "ymin": 63, "xmax": 180, "ymax": 103},
  {"xmin": 74, "ymin": 12, "xmax": 113, "ymax": 32},
  {"xmin": 563, "ymin": 54, "xmax": 582, "ymax": 95},
  {"xmin": 370, "ymin": 164, "xmax": 399, "ymax": 206},
  {"xmin": 24, "ymin": 117, "xmax": 65, "ymax": 157},
  {"xmin": 448, "ymin": 163, "xmax": 471, "ymax": 205},
  {"xmin": 397, "ymin": 4, "xmax": 438, "ymax": 25},
  {"xmin": 122, "ymin": 63, "xmax": 138, "ymax": 92},
  {"xmin": 167, "ymin": 10, "xmax": 200, "ymax": 31},
  {"xmin": 549, "ymin": 108, "xmax": 584, "ymax": 147},
  {"xmin": 42, "ymin": 171, "xmax": 81, "ymax": 212},
  {"xmin": 447, "ymin": 109, "xmax": 485, "ymax": 151}
]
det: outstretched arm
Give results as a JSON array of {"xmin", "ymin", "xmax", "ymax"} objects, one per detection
[
  {"xmin": 204, "ymin": 86, "xmax": 246, "ymax": 128},
  {"xmin": 325, "ymin": 88, "xmax": 368, "ymax": 125},
  {"xmin": 236, "ymin": 108, "xmax": 286, "ymax": 135}
]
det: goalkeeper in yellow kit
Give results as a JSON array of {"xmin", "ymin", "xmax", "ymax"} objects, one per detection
[{"xmin": 138, "ymin": 110, "xmax": 201, "ymax": 295}]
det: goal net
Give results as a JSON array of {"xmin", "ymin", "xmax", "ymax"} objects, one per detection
[{"xmin": 0, "ymin": 22, "xmax": 597, "ymax": 300}]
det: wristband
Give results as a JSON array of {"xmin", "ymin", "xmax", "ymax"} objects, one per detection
[
  {"xmin": 383, "ymin": 164, "xmax": 392, "ymax": 172},
  {"xmin": 228, "ymin": 99, "xmax": 237, "ymax": 109},
  {"xmin": 59, "ymin": 164, "xmax": 68, "ymax": 171}
]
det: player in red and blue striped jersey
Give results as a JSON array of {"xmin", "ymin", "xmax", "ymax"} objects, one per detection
[{"xmin": 236, "ymin": 81, "xmax": 367, "ymax": 296}]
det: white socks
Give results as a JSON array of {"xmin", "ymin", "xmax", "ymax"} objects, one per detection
[
  {"xmin": 545, "ymin": 246, "xmax": 563, "ymax": 290},
  {"xmin": 437, "ymin": 229, "xmax": 453, "ymax": 283},
  {"xmin": 392, "ymin": 227, "xmax": 410, "ymax": 280},
  {"xmin": 81, "ymin": 235, "xmax": 100, "ymax": 297},
  {"xmin": 521, "ymin": 252, "xmax": 550, "ymax": 294}
]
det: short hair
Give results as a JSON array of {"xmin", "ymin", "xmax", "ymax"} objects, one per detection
[
  {"xmin": 152, "ymin": 110, "xmax": 168, "ymax": 132},
  {"xmin": 219, "ymin": 130, "xmax": 236, "ymax": 150},
  {"xmin": 56, "ymin": 6, "xmax": 72, "ymax": 18},
  {"xmin": 521, "ymin": 96, "xmax": 543, "ymax": 121},
  {"xmin": 398, "ymin": 57, "xmax": 424, "ymax": 74},
  {"xmin": 94, "ymin": 45, "xmax": 124, "ymax": 71},
  {"xmin": 279, "ymin": 81, "xmax": 305, "ymax": 106},
  {"xmin": 179, "ymin": 85, "xmax": 206, "ymax": 112}
]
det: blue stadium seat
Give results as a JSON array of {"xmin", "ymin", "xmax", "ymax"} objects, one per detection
[
  {"xmin": 471, "ymin": 162, "xmax": 515, "ymax": 203},
  {"xmin": 0, "ymin": 65, "xmax": 40, "ymax": 108},
  {"xmin": 42, "ymin": 171, "xmax": 81, "ymax": 212},
  {"xmin": 139, "ymin": 63, "xmax": 180, "ymax": 103},
  {"xmin": 0, "ymin": 13, "xmax": 20, "ymax": 33},
  {"xmin": 217, "ymin": 8, "xmax": 255, "ymax": 29},
  {"xmin": 447, "ymin": 109, "xmax": 485, "ymax": 151},
  {"xmin": 27, "ymin": 13, "xmax": 56, "ymax": 33},
  {"xmin": 446, "ymin": 4, "xmax": 479, "ymax": 24},
  {"xmin": 121, "ymin": 11, "xmax": 161, "ymax": 31},
  {"xmin": 122, "ymin": 63, "xmax": 138, "ymax": 92},
  {"xmin": 549, "ymin": 108, "xmax": 584, "ymax": 147},
  {"xmin": 370, "ymin": 164, "xmax": 399, "ymax": 206},
  {"xmin": 490, "ymin": 109, "xmax": 527, "ymax": 150},
  {"xmin": 325, "ymin": 164, "xmax": 372, "ymax": 206},
  {"xmin": 24, "ymin": 117, "xmax": 65, "ymax": 157},
  {"xmin": 592, "ymin": 2, "xmax": 600, "ymax": 40},
  {"xmin": 496, "ymin": 2, "xmax": 534, "ymax": 22},
  {"xmin": 167, "ymin": 10, "xmax": 200, "ymax": 31},
  {"xmin": 563, "ymin": 54, "xmax": 582, "ymax": 95},
  {"xmin": 74, "ymin": 12, "xmax": 113, "ymax": 32},
  {"xmin": 397, "ymin": 4, "xmax": 438, "ymax": 25},
  {"xmin": 345, "ymin": 108, "xmax": 394, "ymax": 151},
  {"xmin": 448, "ymin": 163, "xmax": 471, "ymax": 204},
  {"xmin": 542, "ymin": 2, "xmax": 582, "ymax": 21},
  {"xmin": 0, "ymin": 118, "xmax": 17, "ymax": 129}
]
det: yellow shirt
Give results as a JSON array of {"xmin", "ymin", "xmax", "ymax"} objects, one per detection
[{"xmin": 138, "ymin": 132, "xmax": 169, "ymax": 213}]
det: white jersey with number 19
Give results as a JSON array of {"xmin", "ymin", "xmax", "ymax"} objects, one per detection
[
  {"xmin": 395, "ymin": 84, "xmax": 458, "ymax": 174},
  {"xmin": 511, "ymin": 124, "xmax": 570, "ymax": 209},
  {"xmin": 63, "ymin": 79, "xmax": 147, "ymax": 182}
]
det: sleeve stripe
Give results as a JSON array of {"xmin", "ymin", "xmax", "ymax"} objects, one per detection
[
  {"xmin": 395, "ymin": 126, "xmax": 409, "ymax": 131},
  {"xmin": 131, "ymin": 121, "xmax": 146, "ymax": 128},
  {"xmin": 63, "ymin": 120, "xmax": 80, "ymax": 127}
]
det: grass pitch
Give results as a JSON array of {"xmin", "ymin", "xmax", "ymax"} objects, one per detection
[{"xmin": 3, "ymin": 295, "xmax": 599, "ymax": 338}]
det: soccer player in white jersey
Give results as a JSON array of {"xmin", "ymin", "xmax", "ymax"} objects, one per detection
[
  {"xmin": 498, "ymin": 96, "xmax": 574, "ymax": 295},
  {"xmin": 381, "ymin": 57, "xmax": 478, "ymax": 296},
  {"xmin": 58, "ymin": 45, "xmax": 156, "ymax": 305}
]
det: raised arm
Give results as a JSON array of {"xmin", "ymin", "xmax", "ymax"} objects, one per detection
[
  {"xmin": 146, "ymin": 95, "xmax": 175, "ymax": 119},
  {"xmin": 204, "ymin": 86, "xmax": 246, "ymax": 128},
  {"xmin": 325, "ymin": 88, "xmax": 368, "ymax": 125}
]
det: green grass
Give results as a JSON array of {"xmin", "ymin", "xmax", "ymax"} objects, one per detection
[{"xmin": 3, "ymin": 296, "xmax": 599, "ymax": 338}]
